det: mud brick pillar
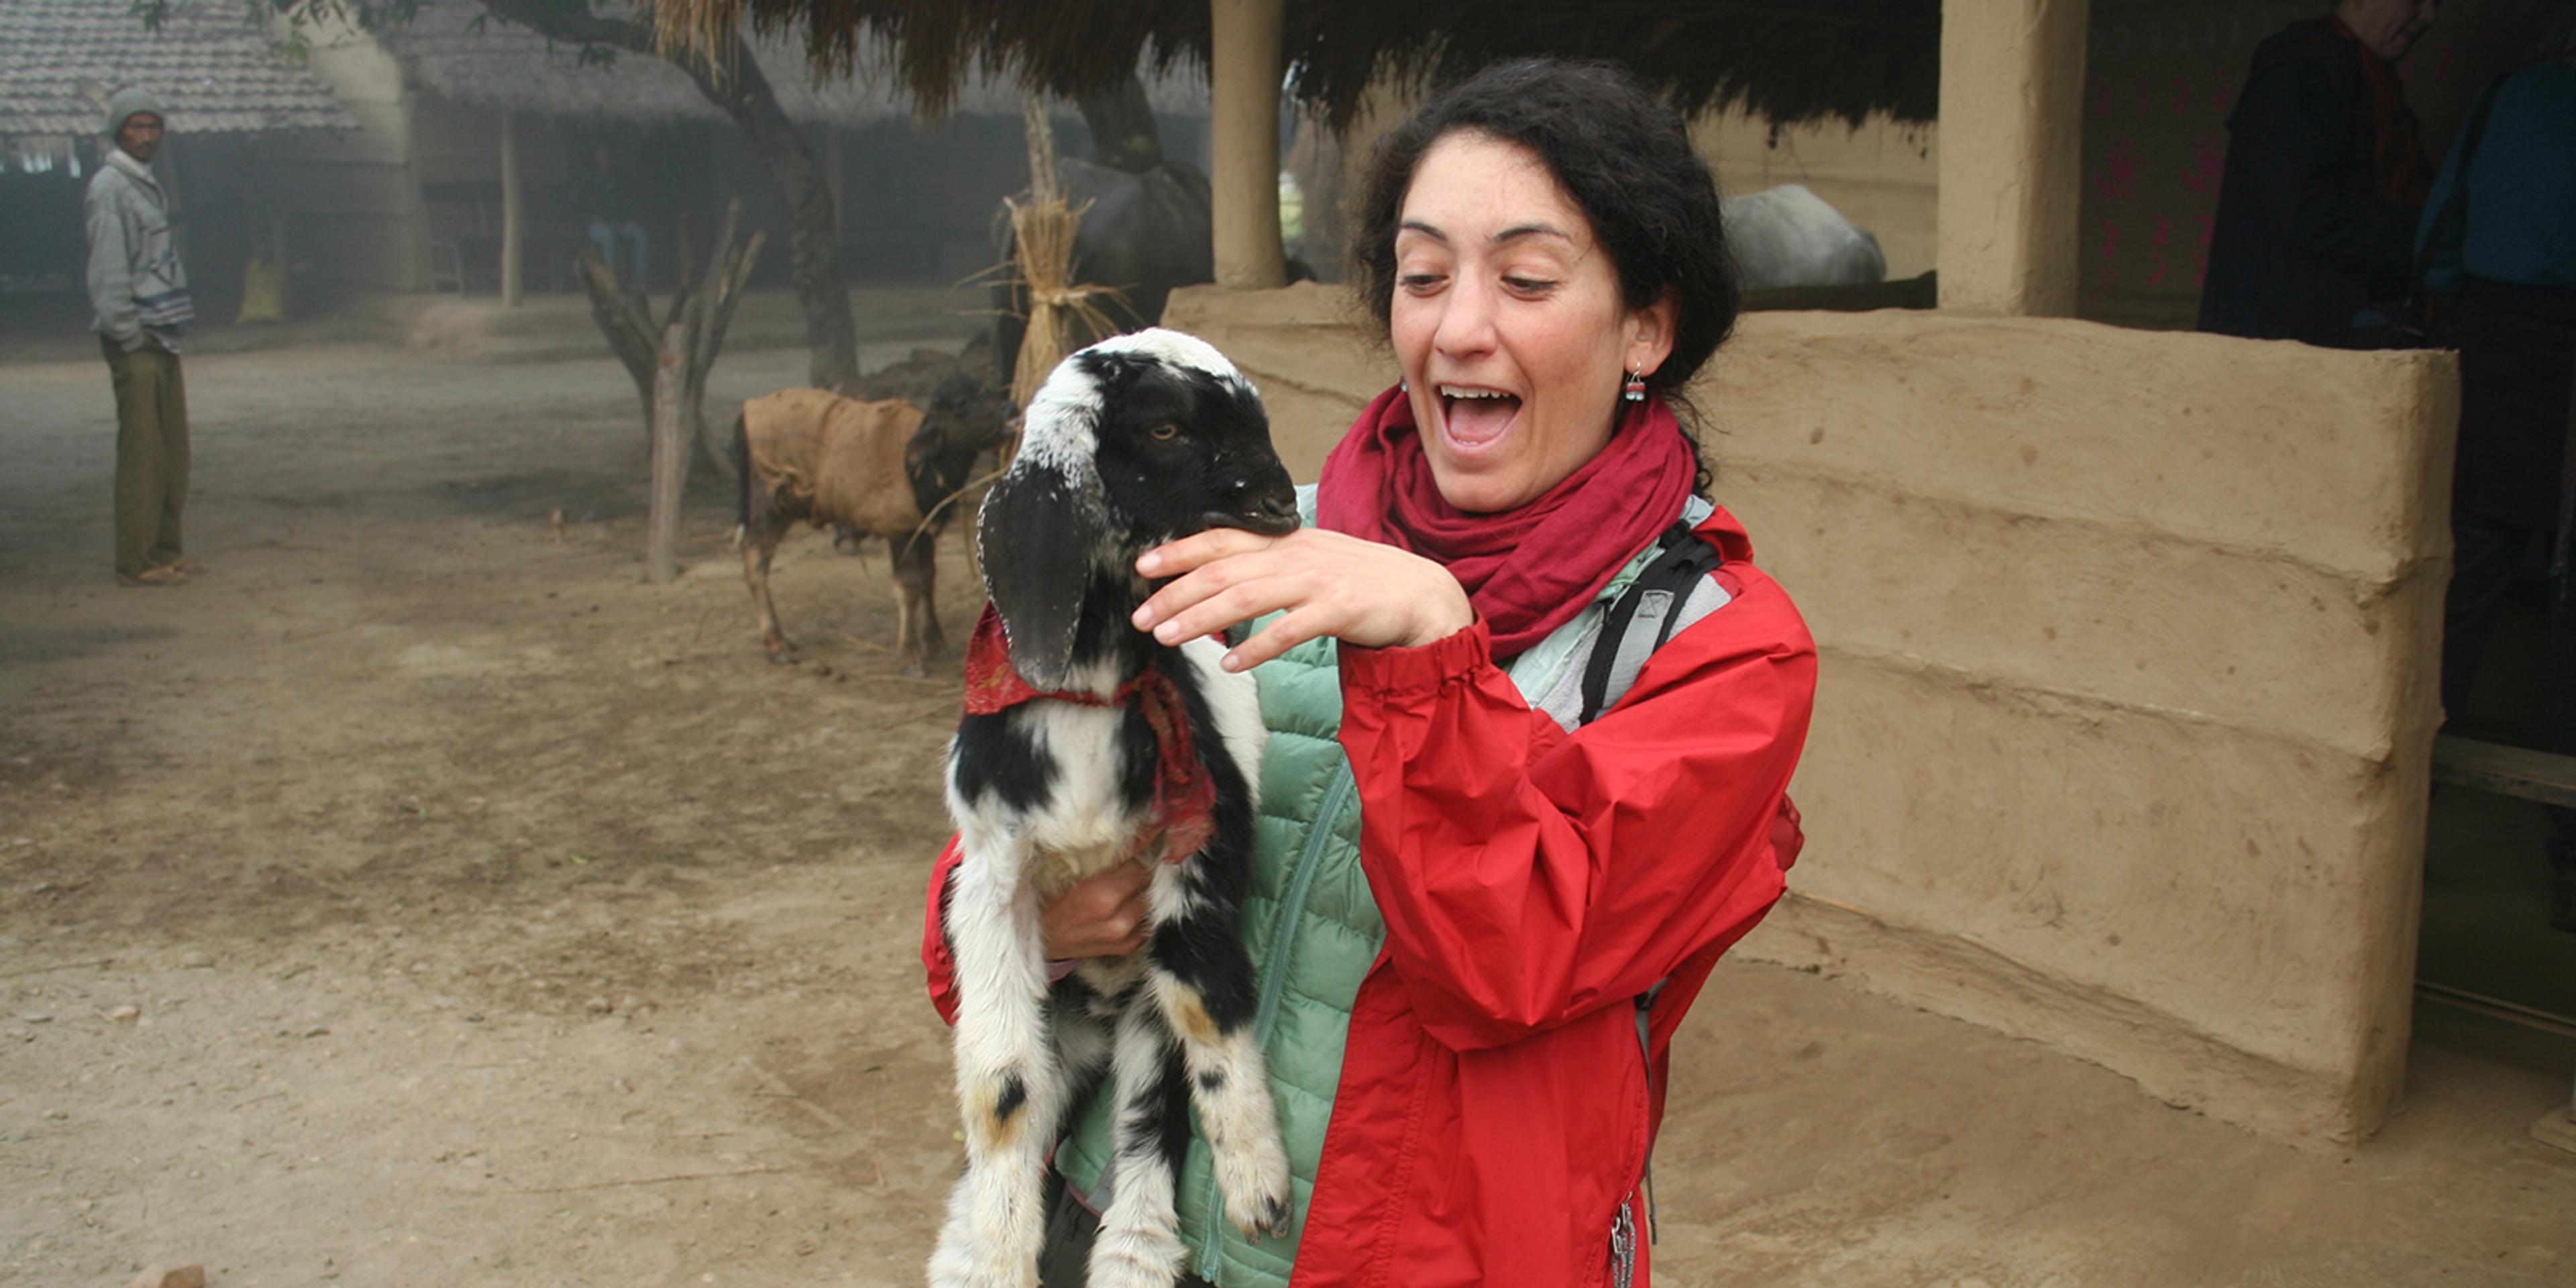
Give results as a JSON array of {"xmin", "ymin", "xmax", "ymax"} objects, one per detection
[
  {"xmin": 1937, "ymin": 0, "xmax": 2088, "ymax": 315},
  {"xmin": 1210, "ymin": 0, "xmax": 1287, "ymax": 289}
]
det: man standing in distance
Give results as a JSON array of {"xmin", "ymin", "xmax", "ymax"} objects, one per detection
[
  {"xmin": 87, "ymin": 87, "xmax": 198, "ymax": 586},
  {"xmin": 2198, "ymin": 0, "xmax": 2441, "ymax": 348}
]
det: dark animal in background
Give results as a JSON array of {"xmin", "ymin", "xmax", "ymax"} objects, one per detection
[
  {"xmin": 932, "ymin": 329, "xmax": 1298, "ymax": 1288},
  {"xmin": 1723, "ymin": 183, "xmax": 1888, "ymax": 290},
  {"xmin": 730, "ymin": 374, "xmax": 1010, "ymax": 671},
  {"xmin": 989, "ymin": 157, "xmax": 1214, "ymax": 388}
]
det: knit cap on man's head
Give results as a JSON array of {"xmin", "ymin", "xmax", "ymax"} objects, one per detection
[{"xmin": 105, "ymin": 86, "xmax": 164, "ymax": 137}]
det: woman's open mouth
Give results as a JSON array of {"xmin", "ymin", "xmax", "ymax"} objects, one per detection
[{"xmin": 1438, "ymin": 385, "xmax": 1522, "ymax": 451}]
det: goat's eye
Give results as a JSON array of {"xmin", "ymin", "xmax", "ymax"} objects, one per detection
[{"xmin": 1149, "ymin": 423, "xmax": 1181, "ymax": 441}]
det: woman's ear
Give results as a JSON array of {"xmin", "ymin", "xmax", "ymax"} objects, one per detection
[{"xmin": 1625, "ymin": 287, "xmax": 1680, "ymax": 377}]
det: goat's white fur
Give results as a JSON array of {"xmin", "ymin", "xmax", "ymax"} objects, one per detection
[
  {"xmin": 933, "ymin": 639, "xmax": 1281, "ymax": 1288},
  {"xmin": 932, "ymin": 332, "xmax": 1291, "ymax": 1288}
]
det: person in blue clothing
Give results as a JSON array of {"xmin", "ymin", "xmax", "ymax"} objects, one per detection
[
  {"xmin": 2197, "ymin": 0, "xmax": 2440, "ymax": 348},
  {"xmin": 578, "ymin": 142, "xmax": 649, "ymax": 288},
  {"xmin": 2417, "ymin": 3, "xmax": 2576, "ymax": 932}
]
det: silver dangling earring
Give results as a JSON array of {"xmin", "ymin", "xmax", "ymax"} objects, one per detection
[
  {"xmin": 1398, "ymin": 378, "xmax": 1408, "ymax": 392},
  {"xmin": 1621, "ymin": 370, "xmax": 1647, "ymax": 402}
]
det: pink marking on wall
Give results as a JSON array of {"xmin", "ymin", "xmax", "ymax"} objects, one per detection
[
  {"xmin": 2147, "ymin": 214, "xmax": 2173, "ymax": 288},
  {"xmin": 2175, "ymin": 77, "xmax": 2196, "ymax": 117},
  {"xmin": 2184, "ymin": 136, "xmax": 2224, "ymax": 197},
  {"xmin": 2098, "ymin": 139, "xmax": 2141, "ymax": 201}
]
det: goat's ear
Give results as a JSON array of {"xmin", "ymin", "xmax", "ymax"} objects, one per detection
[{"xmin": 976, "ymin": 468, "xmax": 1099, "ymax": 690}]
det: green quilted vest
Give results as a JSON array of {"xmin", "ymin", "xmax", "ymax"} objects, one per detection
[{"xmin": 1054, "ymin": 488, "xmax": 1707, "ymax": 1288}]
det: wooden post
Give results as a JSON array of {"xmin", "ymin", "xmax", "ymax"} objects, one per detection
[
  {"xmin": 1936, "ymin": 0, "xmax": 2088, "ymax": 316},
  {"xmin": 500, "ymin": 111, "xmax": 525, "ymax": 307},
  {"xmin": 1209, "ymin": 0, "xmax": 1286, "ymax": 289},
  {"xmin": 645, "ymin": 319, "xmax": 689, "ymax": 584}
]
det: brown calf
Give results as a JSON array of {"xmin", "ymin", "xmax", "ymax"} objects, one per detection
[{"xmin": 731, "ymin": 386, "xmax": 986, "ymax": 671}]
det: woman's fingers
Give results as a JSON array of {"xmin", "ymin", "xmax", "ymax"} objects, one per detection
[
  {"xmin": 1134, "ymin": 528, "xmax": 1472, "ymax": 659},
  {"xmin": 1038, "ymin": 860, "xmax": 1155, "ymax": 960},
  {"xmin": 1135, "ymin": 526, "xmax": 1273, "ymax": 580}
]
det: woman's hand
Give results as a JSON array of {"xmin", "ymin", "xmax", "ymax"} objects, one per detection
[
  {"xmin": 1132, "ymin": 527, "xmax": 1475, "ymax": 672},
  {"xmin": 1041, "ymin": 861, "xmax": 1154, "ymax": 960}
]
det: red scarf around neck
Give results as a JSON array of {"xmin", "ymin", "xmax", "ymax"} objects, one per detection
[
  {"xmin": 1316, "ymin": 386, "xmax": 1697, "ymax": 657},
  {"xmin": 2326, "ymin": 15, "xmax": 2434, "ymax": 205},
  {"xmin": 961, "ymin": 605, "xmax": 1216, "ymax": 865}
]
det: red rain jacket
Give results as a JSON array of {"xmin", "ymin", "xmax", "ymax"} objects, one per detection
[{"xmin": 923, "ymin": 506, "xmax": 1815, "ymax": 1287}]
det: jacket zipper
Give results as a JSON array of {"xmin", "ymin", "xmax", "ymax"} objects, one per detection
[{"xmin": 1197, "ymin": 759, "xmax": 1356, "ymax": 1280}]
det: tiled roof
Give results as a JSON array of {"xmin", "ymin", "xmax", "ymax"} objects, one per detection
[{"xmin": 0, "ymin": 0, "xmax": 357, "ymax": 140}]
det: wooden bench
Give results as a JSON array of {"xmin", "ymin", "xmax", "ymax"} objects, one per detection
[
  {"xmin": 2427, "ymin": 733, "xmax": 2576, "ymax": 1152},
  {"xmin": 2432, "ymin": 733, "xmax": 2576, "ymax": 808}
]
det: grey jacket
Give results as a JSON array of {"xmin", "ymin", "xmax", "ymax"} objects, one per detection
[{"xmin": 86, "ymin": 148, "xmax": 193, "ymax": 352}]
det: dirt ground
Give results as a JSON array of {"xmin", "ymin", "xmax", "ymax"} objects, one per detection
[{"xmin": 3, "ymin": 335, "xmax": 2574, "ymax": 1288}]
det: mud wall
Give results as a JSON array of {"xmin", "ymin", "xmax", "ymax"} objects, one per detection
[{"xmin": 1164, "ymin": 283, "xmax": 2457, "ymax": 1146}]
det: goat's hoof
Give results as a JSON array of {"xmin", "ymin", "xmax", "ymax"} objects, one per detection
[
  {"xmin": 1224, "ymin": 1177, "xmax": 1295, "ymax": 1242},
  {"xmin": 763, "ymin": 642, "xmax": 796, "ymax": 664},
  {"xmin": 1234, "ymin": 1193, "xmax": 1293, "ymax": 1242}
]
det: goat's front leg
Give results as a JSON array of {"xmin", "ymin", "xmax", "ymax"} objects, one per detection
[
  {"xmin": 890, "ymin": 532, "xmax": 939, "ymax": 674},
  {"xmin": 928, "ymin": 848, "xmax": 1065, "ymax": 1288},
  {"xmin": 1086, "ymin": 998, "xmax": 1192, "ymax": 1288},
  {"xmin": 741, "ymin": 502, "xmax": 794, "ymax": 663},
  {"xmin": 1144, "ymin": 865, "xmax": 1292, "ymax": 1242}
]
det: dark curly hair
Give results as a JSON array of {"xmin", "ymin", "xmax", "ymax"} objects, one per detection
[{"xmin": 1349, "ymin": 58, "xmax": 1741, "ymax": 415}]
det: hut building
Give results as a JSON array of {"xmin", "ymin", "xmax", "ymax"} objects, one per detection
[{"xmin": 0, "ymin": 0, "xmax": 356, "ymax": 319}]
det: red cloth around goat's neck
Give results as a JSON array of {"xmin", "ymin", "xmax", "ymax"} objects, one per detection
[
  {"xmin": 1316, "ymin": 386, "xmax": 1696, "ymax": 657},
  {"xmin": 960, "ymin": 604, "xmax": 1215, "ymax": 865}
]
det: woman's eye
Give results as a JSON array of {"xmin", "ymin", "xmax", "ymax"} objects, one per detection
[
  {"xmin": 1503, "ymin": 276, "xmax": 1556, "ymax": 295},
  {"xmin": 1398, "ymin": 272, "xmax": 1446, "ymax": 292}
]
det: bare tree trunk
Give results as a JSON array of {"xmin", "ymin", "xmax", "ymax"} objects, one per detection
[
  {"xmin": 500, "ymin": 110, "xmax": 524, "ymax": 307},
  {"xmin": 476, "ymin": 0, "xmax": 859, "ymax": 388},
  {"xmin": 672, "ymin": 48, "xmax": 856, "ymax": 390},
  {"xmin": 646, "ymin": 320, "xmax": 689, "ymax": 583},
  {"xmin": 577, "ymin": 250, "xmax": 657, "ymax": 423},
  {"xmin": 578, "ymin": 199, "xmax": 766, "ymax": 580}
]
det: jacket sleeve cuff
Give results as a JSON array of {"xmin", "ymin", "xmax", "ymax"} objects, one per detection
[{"xmin": 1337, "ymin": 617, "xmax": 1492, "ymax": 700}]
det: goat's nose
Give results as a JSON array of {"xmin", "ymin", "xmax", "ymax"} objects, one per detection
[{"xmin": 1257, "ymin": 492, "xmax": 1297, "ymax": 522}]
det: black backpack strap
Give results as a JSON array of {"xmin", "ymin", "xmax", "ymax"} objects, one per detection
[
  {"xmin": 1580, "ymin": 517, "xmax": 1722, "ymax": 725},
  {"xmin": 1580, "ymin": 515, "xmax": 1720, "ymax": 1252}
]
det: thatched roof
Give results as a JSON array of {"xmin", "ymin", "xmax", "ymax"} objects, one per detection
[
  {"xmin": 651, "ymin": 0, "xmax": 1941, "ymax": 129},
  {"xmin": 388, "ymin": 0, "xmax": 1208, "ymax": 125},
  {"xmin": 0, "ymin": 0, "xmax": 356, "ymax": 145}
]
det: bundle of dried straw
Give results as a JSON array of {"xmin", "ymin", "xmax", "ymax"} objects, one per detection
[{"xmin": 1007, "ymin": 98, "xmax": 1128, "ymax": 410}]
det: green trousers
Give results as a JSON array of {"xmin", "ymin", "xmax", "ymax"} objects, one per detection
[{"xmin": 102, "ymin": 336, "xmax": 189, "ymax": 578}]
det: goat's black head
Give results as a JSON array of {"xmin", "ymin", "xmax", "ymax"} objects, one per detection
[
  {"xmin": 977, "ymin": 328, "xmax": 1299, "ymax": 688},
  {"xmin": 930, "ymin": 374, "xmax": 1018, "ymax": 453}
]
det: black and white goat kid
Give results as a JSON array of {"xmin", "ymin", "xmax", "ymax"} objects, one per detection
[{"xmin": 934, "ymin": 329, "xmax": 1299, "ymax": 1288}]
